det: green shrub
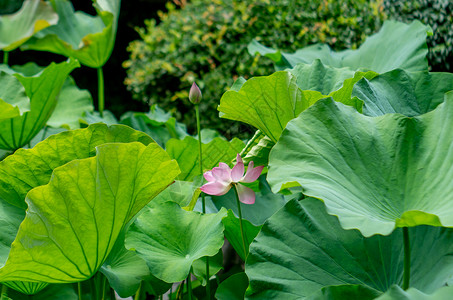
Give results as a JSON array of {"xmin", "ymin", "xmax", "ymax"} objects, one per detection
[
  {"xmin": 383, "ymin": 0, "xmax": 453, "ymax": 72},
  {"xmin": 124, "ymin": 0, "xmax": 386, "ymax": 137}
]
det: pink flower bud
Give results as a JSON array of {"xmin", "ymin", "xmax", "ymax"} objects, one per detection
[{"xmin": 189, "ymin": 82, "xmax": 202, "ymax": 104}]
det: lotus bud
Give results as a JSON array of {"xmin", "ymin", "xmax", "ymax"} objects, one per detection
[{"xmin": 189, "ymin": 82, "xmax": 202, "ymax": 104}]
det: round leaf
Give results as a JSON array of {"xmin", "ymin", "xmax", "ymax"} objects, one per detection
[
  {"xmin": 246, "ymin": 198, "xmax": 453, "ymax": 299},
  {"xmin": 218, "ymin": 71, "xmax": 324, "ymax": 143},
  {"xmin": 126, "ymin": 201, "xmax": 227, "ymax": 283},
  {"xmin": 268, "ymin": 96, "xmax": 453, "ymax": 236},
  {"xmin": 0, "ymin": 142, "xmax": 180, "ymax": 282}
]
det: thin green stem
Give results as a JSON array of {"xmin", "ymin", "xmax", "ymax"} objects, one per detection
[
  {"xmin": 101, "ymin": 275, "xmax": 107, "ymax": 300},
  {"xmin": 78, "ymin": 282, "xmax": 83, "ymax": 300},
  {"xmin": 176, "ymin": 281, "xmax": 184, "ymax": 300},
  {"xmin": 233, "ymin": 184, "xmax": 248, "ymax": 260},
  {"xmin": 97, "ymin": 67, "xmax": 105, "ymax": 118},
  {"xmin": 90, "ymin": 274, "xmax": 97, "ymax": 300},
  {"xmin": 187, "ymin": 270, "xmax": 193, "ymax": 300},
  {"xmin": 134, "ymin": 281, "xmax": 142, "ymax": 300},
  {"xmin": 3, "ymin": 51, "xmax": 8, "ymax": 65},
  {"xmin": 1, "ymin": 284, "xmax": 8, "ymax": 300},
  {"xmin": 195, "ymin": 104, "xmax": 205, "ymax": 213},
  {"xmin": 403, "ymin": 227, "xmax": 411, "ymax": 290},
  {"xmin": 196, "ymin": 104, "xmax": 211, "ymax": 299}
]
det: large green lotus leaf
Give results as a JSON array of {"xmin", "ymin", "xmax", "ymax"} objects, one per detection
[
  {"xmin": 22, "ymin": 0, "xmax": 120, "ymax": 68},
  {"xmin": 268, "ymin": 96, "xmax": 453, "ymax": 236},
  {"xmin": 352, "ymin": 69, "xmax": 453, "ymax": 117},
  {"xmin": 249, "ymin": 20, "xmax": 431, "ymax": 72},
  {"xmin": 120, "ymin": 105, "xmax": 188, "ymax": 147},
  {"xmin": 0, "ymin": 124, "xmax": 151, "ymax": 295},
  {"xmin": 0, "ymin": 123, "xmax": 153, "ymax": 209},
  {"xmin": 0, "ymin": 142, "xmax": 180, "ymax": 282},
  {"xmin": 0, "ymin": 71, "xmax": 30, "ymax": 121},
  {"xmin": 100, "ymin": 228, "xmax": 149, "ymax": 298},
  {"xmin": 246, "ymin": 198, "xmax": 453, "ymax": 299},
  {"xmin": 7, "ymin": 283, "xmax": 77, "ymax": 299},
  {"xmin": 219, "ymin": 71, "xmax": 326, "ymax": 143},
  {"xmin": 47, "ymin": 76, "xmax": 94, "ymax": 129},
  {"xmin": 0, "ymin": 0, "xmax": 58, "ymax": 51},
  {"xmin": 0, "ymin": 125, "xmax": 151, "ymax": 293},
  {"xmin": 376, "ymin": 285, "xmax": 453, "ymax": 300},
  {"xmin": 234, "ymin": 62, "xmax": 376, "ymax": 165},
  {"xmin": 125, "ymin": 201, "xmax": 227, "ymax": 283},
  {"xmin": 166, "ymin": 136, "xmax": 244, "ymax": 181},
  {"xmin": 0, "ymin": 59, "xmax": 79, "ymax": 150}
]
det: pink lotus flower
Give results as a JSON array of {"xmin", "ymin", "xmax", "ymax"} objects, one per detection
[{"xmin": 200, "ymin": 154, "xmax": 264, "ymax": 204}]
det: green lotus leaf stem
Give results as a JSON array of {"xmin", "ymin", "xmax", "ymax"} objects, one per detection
[
  {"xmin": 78, "ymin": 282, "xmax": 82, "ymax": 300},
  {"xmin": 403, "ymin": 227, "xmax": 410, "ymax": 290},
  {"xmin": 187, "ymin": 269, "xmax": 193, "ymax": 300},
  {"xmin": 101, "ymin": 274, "xmax": 107, "ymax": 300},
  {"xmin": 195, "ymin": 89, "xmax": 211, "ymax": 299},
  {"xmin": 0, "ymin": 284, "xmax": 7, "ymax": 300},
  {"xmin": 176, "ymin": 280, "xmax": 184, "ymax": 299},
  {"xmin": 233, "ymin": 184, "xmax": 248, "ymax": 260},
  {"xmin": 3, "ymin": 51, "xmax": 8, "ymax": 65},
  {"xmin": 195, "ymin": 104, "xmax": 206, "ymax": 213},
  {"xmin": 98, "ymin": 67, "xmax": 105, "ymax": 117},
  {"xmin": 134, "ymin": 282, "xmax": 142, "ymax": 300}
]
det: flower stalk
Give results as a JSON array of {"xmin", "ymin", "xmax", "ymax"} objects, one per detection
[
  {"xmin": 3, "ymin": 51, "xmax": 8, "ymax": 65},
  {"xmin": 78, "ymin": 282, "xmax": 82, "ymax": 300},
  {"xmin": 187, "ymin": 270, "xmax": 193, "ymax": 300},
  {"xmin": 403, "ymin": 227, "xmax": 410, "ymax": 290},
  {"xmin": 0, "ymin": 284, "xmax": 8, "ymax": 300},
  {"xmin": 134, "ymin": 282, "xmax": 142, "ymax": 300},
  {"xmin": 192, "ymin": 82, "xmax": 211, "ymax": 299},
  {"xmin": 97, "ymin": 67, "xmax": 105, "ymax": 118},
  {"xmin": 233, "ymin": 184, "xmax": 248, "ymax": 259}
]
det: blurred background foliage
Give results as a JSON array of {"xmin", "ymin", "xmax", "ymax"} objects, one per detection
[
  {"xmin": 124, "ymin": 0, "xmax": 453, "ymax": 138},
  {"xmin": 124, "ymin": 0, "xmax": 386, "ymax": 138},
  {"xmin": 383, "ymin": 0, "xmax": 453, "ymax": 72},
  {"xmin": 2, "ymin": 0, "xmax": 451, "ymax": 138}
]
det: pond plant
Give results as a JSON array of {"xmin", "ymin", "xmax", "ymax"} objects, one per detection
[{"xmin": 0, "ymin": 1, "xmax": 452, "ymax": 300}]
